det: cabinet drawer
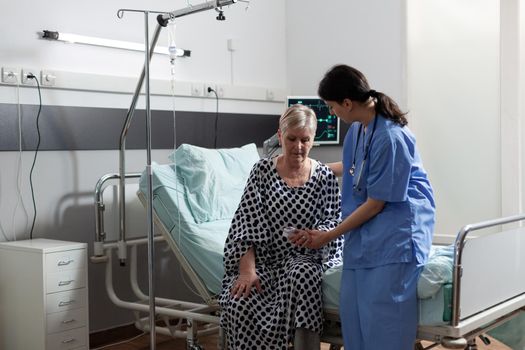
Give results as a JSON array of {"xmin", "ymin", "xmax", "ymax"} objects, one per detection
[
  {"xmin": 46, "ymin": 249, "xmax": 86, "ymax": 273},
  {"xmin": 47, "ymin": 269, "xmax": 87, "ymax": 294},
  {"xmin": 47, "ymin": 308, "xmax": 87, "ymax": 334},
  {"xmin": 46, "ymin": 289, "xmax": 87, "ymax": 314},
  {"xmin": 46, "ymin": 326, "xmax": 87, "ymax": 349}
]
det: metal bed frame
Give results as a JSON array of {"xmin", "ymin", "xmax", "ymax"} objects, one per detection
[
  {"xmin": 93, "ymin": 174, "xmax": 525, "ymax": 350},
  {"xmin": 416, "ymin": 214, "xmax": 525, "ymax": 349}
]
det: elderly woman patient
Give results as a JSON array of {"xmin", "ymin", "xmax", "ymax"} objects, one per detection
[{"xmin": 219, "ymin": 104, "xmax": 343, "ymax": 350}]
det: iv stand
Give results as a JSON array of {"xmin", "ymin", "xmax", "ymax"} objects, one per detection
[{"xmin": 117, "ymin": 1, "xmax": 237, "ymax": 349}]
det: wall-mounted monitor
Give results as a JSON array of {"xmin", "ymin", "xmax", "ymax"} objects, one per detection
[{"xmin": 286, "ymin": 96, "xmax": 340, "ymax": 145}]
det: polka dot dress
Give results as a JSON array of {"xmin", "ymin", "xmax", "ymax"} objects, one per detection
[{"xmin": 219, "ymin": 158, "xmax": 343, "ymax": 350}]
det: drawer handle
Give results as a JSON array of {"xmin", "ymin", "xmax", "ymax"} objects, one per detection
[
  {"xmin": 58, "ymin": 259, "xmax": 74, "ymax": 266},
  {"xmin": 58, "ymin": 300, "xmax": 75, "ymax": 307},
  {"xmin": 58, "ymin": 280, "xmax": 75, "ymax": 286},
  {"xmin": 61, "ymin": 338, "xmax": 76, "ymax": 344}
]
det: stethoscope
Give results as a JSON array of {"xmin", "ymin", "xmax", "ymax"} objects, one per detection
[{"xmin": 349, "ymin": 115, "xmax": 378, "ymax": 192}]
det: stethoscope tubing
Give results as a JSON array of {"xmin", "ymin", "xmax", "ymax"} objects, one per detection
[{"xmin": 350, "ymin": 115, "xmax": 378, "ymax": 191}]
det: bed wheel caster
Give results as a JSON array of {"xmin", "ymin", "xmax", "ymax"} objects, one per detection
[
  {"xmin": 414, "ymin": 341, "xmax": 425, "ymax": 350},
  {"xmin": 441, "ymin": 337, "xmax": 468, "ymax": 349},
  {"xmin": 478, "ymin": 334, "xmax": 491, "ymax": 345}
]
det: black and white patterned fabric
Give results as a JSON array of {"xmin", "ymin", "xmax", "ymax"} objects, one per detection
[{"xmin": 219, "ymin": 157, "xmax": 343, "ymax": 350}]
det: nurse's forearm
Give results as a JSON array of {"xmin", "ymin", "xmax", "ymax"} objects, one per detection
[
  {"xmin": 327, "ymin": 198, "xmax": 385, "ymax": 241},
  {"xmin": 327, "ymin": 161, "xmax": 343, "ymax": 177}
]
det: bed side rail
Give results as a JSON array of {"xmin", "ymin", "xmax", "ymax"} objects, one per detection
[
  {"xmin": 452, "ymin": 213, "xmax": 525, "ymax": 326},
  {"xmin": 93, "ymin": 172, "xmax": 142, "ymax": 263}
]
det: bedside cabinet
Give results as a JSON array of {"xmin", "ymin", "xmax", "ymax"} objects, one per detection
[{"xmin": 0, "ymin": 239, "xmax": 89, "ymax": 350}]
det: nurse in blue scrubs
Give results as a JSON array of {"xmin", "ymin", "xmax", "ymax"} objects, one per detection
[{"xmin": 302, "ymin": 64, "xmax": 435, "ymax": 349}]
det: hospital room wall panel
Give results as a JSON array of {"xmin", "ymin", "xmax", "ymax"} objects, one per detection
[
  {"xmin": 0, "ymin": 100, "xmax": 350, "ymax": 154},
  {"xmin": 0, "ymin": 103, "xmax": 295, "ymax": 151},
  {"xmin": 406, "ymin": 0, "xmax": 502, "ymax": 237},
  {"xmin": 285, "ymin": 0, "xmax": 406, "ymax": 106},
  {"xmin": 500, "ymin": 0, "xmax": 523, "ymax": 223},
  {"xmin": 0, "ymin": 85, "xmax": 287, "ymax": 117},
  {"xmin": 521, "ymin": 2, "xmax": 525, "ymax": 217}
]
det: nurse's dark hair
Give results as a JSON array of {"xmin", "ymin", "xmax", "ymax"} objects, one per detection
[{"xmin": 318, "ymin": 64, "xmax": 408, "ymax": 126}]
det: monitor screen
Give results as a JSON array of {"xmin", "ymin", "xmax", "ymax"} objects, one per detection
[{"xmin": 286, "ymin": 96, "xmax": 340, "ymax": 145}]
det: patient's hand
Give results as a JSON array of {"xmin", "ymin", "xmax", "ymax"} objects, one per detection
[
  {"xmin": 231, "ymin": 271, "xmax": 262, "ymax": 299},
  {"xmin": 304, "ymin": 229, "xmax": 330, "ymax": 249},
  {"xmin": 288, "ymin": 229, "xmax": 311, "ymax": 248}
]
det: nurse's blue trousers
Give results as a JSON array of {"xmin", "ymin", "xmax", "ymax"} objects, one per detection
[{"xmin": 340, "ymin": 260, "xmax": 422, "ymax": 350}]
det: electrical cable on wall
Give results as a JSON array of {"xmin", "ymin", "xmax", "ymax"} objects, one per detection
[
  {"xmin": 208, "ymin": 87, "xmax": 220, "ymax": 148},
  {"xmin": 27, "ymin": 74, "xmax": 42, "ymax": 240},
  {"xmin": 12, "ymin": 75, "xmax": 30, "ymax": 241}
]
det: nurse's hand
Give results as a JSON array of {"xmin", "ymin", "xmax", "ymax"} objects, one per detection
[
  {"xmin": 288, "ymin": 229, "xmax": 311, "ymax": 248},
  {"xmin": 304, "ymin": 229, "xmax": 331, "ymax": 249},
  {"xmin": 231, "ymin": 271, "xmax": 262, "ymax": 299}
]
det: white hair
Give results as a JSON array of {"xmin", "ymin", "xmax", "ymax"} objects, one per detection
[{"xmin": 279, "ymin": 104, "xmax": 317, "ymax": 135}]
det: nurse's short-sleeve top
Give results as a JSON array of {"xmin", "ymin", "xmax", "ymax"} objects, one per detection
[{"xmin": 341, "ymin": 115, "xmax": 435, "ymax": 269}]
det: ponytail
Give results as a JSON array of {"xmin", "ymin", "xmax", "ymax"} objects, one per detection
[{"xmin": 374, "ymin": 91, "xmax": 408, "ymax": 126}]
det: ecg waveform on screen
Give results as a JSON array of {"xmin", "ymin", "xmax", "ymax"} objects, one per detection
[
  {"xmin": 288, "ymin": 98, "xmax": 339, "ymax": 144},
  {"xmin": 314, "ymin": 114, "xmax": 338, "ymax": 142}
]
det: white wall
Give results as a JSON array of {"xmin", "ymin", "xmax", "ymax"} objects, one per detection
[
  {"xmin": 0, "ymin": 0, "xmax": 287, "ymax": 114},
  {"xmin": 406, "ymin": 0, "xmax": 513, "ymax": 237},
  {"xmin": 1, "ymin": 0, "xmax": 286, "ymax": 91},
  {"xmin": 285, "ymin": 0, "xmax": 406, "ymax": 106},
  {"xmin": 287, "ymin": 0, "xmax": 525, "ymax": 240},
  {"xmin": 521, "ymin": 2, "xmax": 525, "ymax": 215},
  {"xmin": 500, "ymin": 0, "xmax": 523, "ymax": 223},
  {"xmin": 284, "ymin": 0, "xmax": 407, "ymax": 189}
]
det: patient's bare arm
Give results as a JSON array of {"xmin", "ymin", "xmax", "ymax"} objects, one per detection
[{"xmin": 231, "ymin": 246, "xmax": 262, "ymax": 298}]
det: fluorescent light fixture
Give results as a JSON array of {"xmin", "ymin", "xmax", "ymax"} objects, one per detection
[{"xmin": 41, "ymin": 30, "xmax": 191, "ymax": 57}]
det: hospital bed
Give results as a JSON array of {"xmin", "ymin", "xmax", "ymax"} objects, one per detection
[{"xmin": 94, "ymin": 143, "xmax": 525, "ymax": 349}]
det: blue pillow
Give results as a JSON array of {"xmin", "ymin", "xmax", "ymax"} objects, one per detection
[{"xmin": 169, "ymin": 143, "xmax": 260, "ymax": 224}]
